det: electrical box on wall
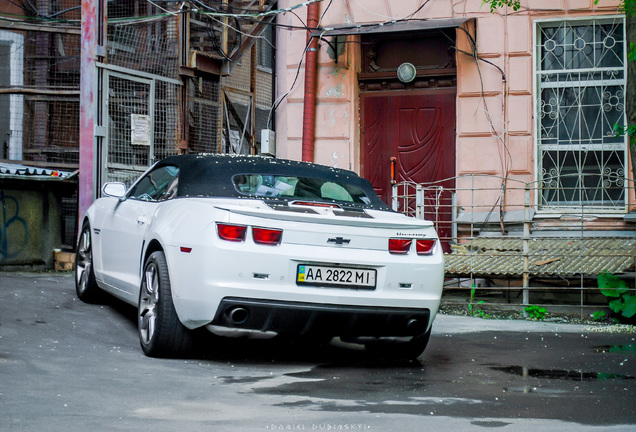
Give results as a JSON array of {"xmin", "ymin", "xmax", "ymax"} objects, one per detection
[{"xmin": 260, "ymin": 129, "xmax": 276, "ymax": 156}]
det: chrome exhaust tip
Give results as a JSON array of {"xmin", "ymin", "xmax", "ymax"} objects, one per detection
[
  {"xmin": 228, "ymin": 307, "xmax": 249, "ymax": 325},
  {"xmin": 406, "ymin": 318, "xmax": 425, "ymax": 335}
]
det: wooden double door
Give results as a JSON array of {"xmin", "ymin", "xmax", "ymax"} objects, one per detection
[{"xmin": 361, "ymin": 88, "xmax": 456, "ymax": 250}]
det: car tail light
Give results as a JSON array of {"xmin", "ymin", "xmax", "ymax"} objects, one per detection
[
  {"xmin": 388, "ymin": 238, "xmax": 412, "ymax": 254},
  {"xmin": 252, "ymin": 227, "xmax": 283, "ymax": 246},
  {"xmin": 217, "ymin": 223, "xmax": 247, "ymax": 242},
  {"xmin": 416, "ymin": 239, "xmax": 437, "ymax": 255}
]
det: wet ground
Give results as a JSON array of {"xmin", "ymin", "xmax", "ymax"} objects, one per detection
[{"xmin": 1, "ymin": 272, "xmax": 635, "ymax": 431}]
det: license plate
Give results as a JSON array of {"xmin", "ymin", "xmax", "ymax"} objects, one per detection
[{"xmin": 297, "ymin": 264, "xmax": 376, "ymax": 289}]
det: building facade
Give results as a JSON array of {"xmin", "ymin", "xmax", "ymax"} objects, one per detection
[
  {"xmin": 274, "ymin": 0, "xmax": 634, "ymax": 240},
  {"xmin": 0, "ymin": 0, "xmax": 276, "ymax": 266}
]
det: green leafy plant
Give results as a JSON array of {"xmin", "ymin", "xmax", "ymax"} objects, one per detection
[
  {"xmin": 609, "ymin": 344, "xmax": 636, "ymax": 353},
  {"xmin": 613, "ymin": 123, "xmax": 636, "ymax": 140},
  {"xmin": 598, "ymin": 271, "xmax": 636, "ymax": 320},
  {"xmin": 524, "ymin": 305, "xmax": 547, "ymax": 320},
  {"xmin": 592, "ymin": 310, "xmax": 608, "ymax": 322},
  {"xmin": 484, "ymin": 0, "xmax": 521, "ymax": 11},
  {"xmin": 469, "ymin": 302, "xmax": 490, "ymax": 318},
  {"xmin": 468, "ymin": 286, "xmax": 489, "ymax": 318}
]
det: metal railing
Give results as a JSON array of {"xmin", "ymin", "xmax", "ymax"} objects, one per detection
[{"xmin": 392, "ymin": 174, "xmax": 636, "ymax": 318}]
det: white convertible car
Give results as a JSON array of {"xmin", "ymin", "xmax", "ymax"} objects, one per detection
[{"xmin": 75, "ymin": 154, "xmax": 444, "ymax": 358}]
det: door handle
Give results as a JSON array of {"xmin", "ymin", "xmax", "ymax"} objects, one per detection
[
  {"xmin": 390, "ymin": 157, "xmax": 396, "ymax": 185},
  {"xmin": 137, "ymin": 216, "xmax": 147, "ymax": 225}
]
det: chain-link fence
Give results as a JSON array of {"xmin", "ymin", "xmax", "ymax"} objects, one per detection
[
  {"xmin": 1, "ymin": 3, "xmax": 81, "ymax": 165},
  {"xmin": 188, "ymin": 76, "xmax": 221, "ymax": 154},
  {"xmin": 1, "ymin": 0, "xmax": 275, "ymax": 251},
  {"xmin": 107, "ymin": 1, "xmax": 180, "ymax": 80},
  {"xmin": 0, "ymin": 1, "xmax": 82, "ymax": 249}
]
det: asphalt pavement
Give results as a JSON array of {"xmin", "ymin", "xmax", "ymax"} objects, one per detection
[{"xmin": 1, "ymin": 271, "xmax": 635, "ymax": 432}]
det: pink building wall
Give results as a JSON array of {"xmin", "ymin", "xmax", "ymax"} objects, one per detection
[{"xmin": 275, "ymin": 0, "xmax": 633, "ymax": 213}]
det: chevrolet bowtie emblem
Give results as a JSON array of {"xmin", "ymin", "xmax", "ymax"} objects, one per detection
[{"xmin": 327, "ymin": 237, "xmax": 351, "ymax": 245}]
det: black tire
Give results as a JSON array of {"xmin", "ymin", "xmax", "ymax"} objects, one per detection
[
  {"xmin": 138, "ymin": 251, "xmax": 193, "ymax": 358},
  {"xmin": 75, "ymin": 221, "xmax": 101, "ymax": 303},
  {"xmin": 364, "ymin": 327, "xmax": 432, "ymax": 360}
]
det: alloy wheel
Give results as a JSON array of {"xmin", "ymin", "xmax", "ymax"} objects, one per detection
[
  {"xmin": 139, "ymin": 262, "xmax": 160, "ymax": 346},
  {"xmin": 75, "ymin": 228, "xmax": 92, "ymax": 295}
]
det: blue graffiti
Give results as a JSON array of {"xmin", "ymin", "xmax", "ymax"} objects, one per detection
[{"xmin": 0, "ymin": 190, "xmax": 28, "ymax": 261}]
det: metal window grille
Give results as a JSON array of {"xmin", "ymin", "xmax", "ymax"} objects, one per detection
[
  {"xmin": 154, "ymin": 79, "xmax": 182, "ymax": 160},
  {"xmin": 536, "ymin": 17, "xmax": 627, "ymax": 211},
  {"xmin": 188, "ymin": 77, "xmax": 220, "ymax": 154},
  {"xmin": 107, "ymin": 15, "xmax": 180, "ymax": 80},
  {"xmin": 258, "ymin": 25, "xmax": 274, "ymax": 71}
]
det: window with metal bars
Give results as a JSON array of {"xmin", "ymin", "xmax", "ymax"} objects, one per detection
[
  {"xmin": 536, "ymin": 17, "xmax": 627, "ymax": 211},
  {"xmin": 258, "ymin": 24, "xmax": 274, "ymax": 71}
]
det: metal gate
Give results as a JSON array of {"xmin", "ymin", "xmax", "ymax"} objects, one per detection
[
  {"xmin": 100, "ymin": 65, "xmax": 182, "ymax": 187},
  {"xmin": 103, "ymin": 69, "xmax": 153, "ymax": 184}
]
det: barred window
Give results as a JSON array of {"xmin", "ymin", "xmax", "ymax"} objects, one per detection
[
  {"xmin": 258, "ymin": 25, "xmax": 274, "ymax": 71},
  {"xmin": 536, "ymin": 17, "xmax": 626, "ymax": 210}
]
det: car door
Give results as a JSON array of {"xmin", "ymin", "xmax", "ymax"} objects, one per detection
[{"xmin": 99, "ymin": 165, "xmax": 179, "ymax": 299}]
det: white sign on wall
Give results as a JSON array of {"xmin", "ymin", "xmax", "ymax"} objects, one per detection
[{"xmin": 131, "ymin": 114, "xmax": 151, "ymax": 146}]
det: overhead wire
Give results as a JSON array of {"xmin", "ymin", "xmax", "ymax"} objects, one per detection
[
  {"xmin": 145, "ymin": 0, "xmax": 181, "ymax": 16},
  {"xmin": 209, "ymin": 14, "xmax": 275, "ymax": 49},
  {"xmin": 6, "ymin": 0, "xmax": 517, "ymax": 181},
  {"xmin": 267, "ymin": 0, "xmax": 445, "ymax": 130},
  {"xmin": 4, "ymin": 0, "xmax": 328, "ymax": 25},
  {"xmin": 267, "ymin": 36, "xmax": 313, "ymax": 129},
  {"xmin": 403, "ymin": 0, "xmax": 433, "ymax": 20},
  {"xmin": 455, "ymin": 23, "xmax": 512, "ymax": 234},
  {"xmin": 267, "ymin": 0, "xmax": 332, "ymax": 129},
  {"xmin": 5, "ymin": 0, "xmax": 463, "ymax": 38},
  {"xmin": 349, "ymin": 0, "xmax": 393, "ymax": 19},
  {"xmin": 189, "ymin": 0, "xmax": 326, "ymax": 18}
]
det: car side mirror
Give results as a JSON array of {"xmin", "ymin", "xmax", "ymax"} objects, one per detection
[{"xmin": 102, "ymin": 182, "xmax": 127, "ymax": 199}]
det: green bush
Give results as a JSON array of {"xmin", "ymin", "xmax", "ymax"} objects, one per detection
[
  {"xmin": 598, "ymin": 272, "xmax": 636, "ymax": 320},
  {"xmin": 524, "ymin": 305, "xmax": 547, "ymax": 320}
]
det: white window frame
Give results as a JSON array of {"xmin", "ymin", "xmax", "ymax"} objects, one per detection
[
  {"xmin": 0, "ymin": 30, "xmax": 24, "ymax": 160},
  {"xmin": 533, "ymin": 15, "xmax": 628, "ymax": 214}
]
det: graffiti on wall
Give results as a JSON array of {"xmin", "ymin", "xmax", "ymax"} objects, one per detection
[{"xmin": 0, "ymin": 190, "xmax": 28, "ymax": 261}]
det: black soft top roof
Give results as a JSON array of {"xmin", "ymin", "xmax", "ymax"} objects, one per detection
[{"xmin": 154, "ymin": 154, "xmax": 389, "ymax": 209}]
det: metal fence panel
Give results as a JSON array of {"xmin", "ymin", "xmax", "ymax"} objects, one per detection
[{"xmin": 392, "ymin": 175, "xmax": 636, "ymax": 316}]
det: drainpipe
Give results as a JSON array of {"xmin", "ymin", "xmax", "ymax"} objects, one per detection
[{"xmin": 301, "ymin": 3, "xmax": 319, "ymax": 162}]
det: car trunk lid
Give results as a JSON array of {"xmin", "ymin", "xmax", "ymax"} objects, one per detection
[{"xmin": 214, "ymin": 200, "xmax": 436, "ymax": 251}]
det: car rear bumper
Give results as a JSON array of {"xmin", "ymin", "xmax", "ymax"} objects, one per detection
[{"xmin": 209, "ymin": 297, "xmax": 431, "ymax": 337}]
